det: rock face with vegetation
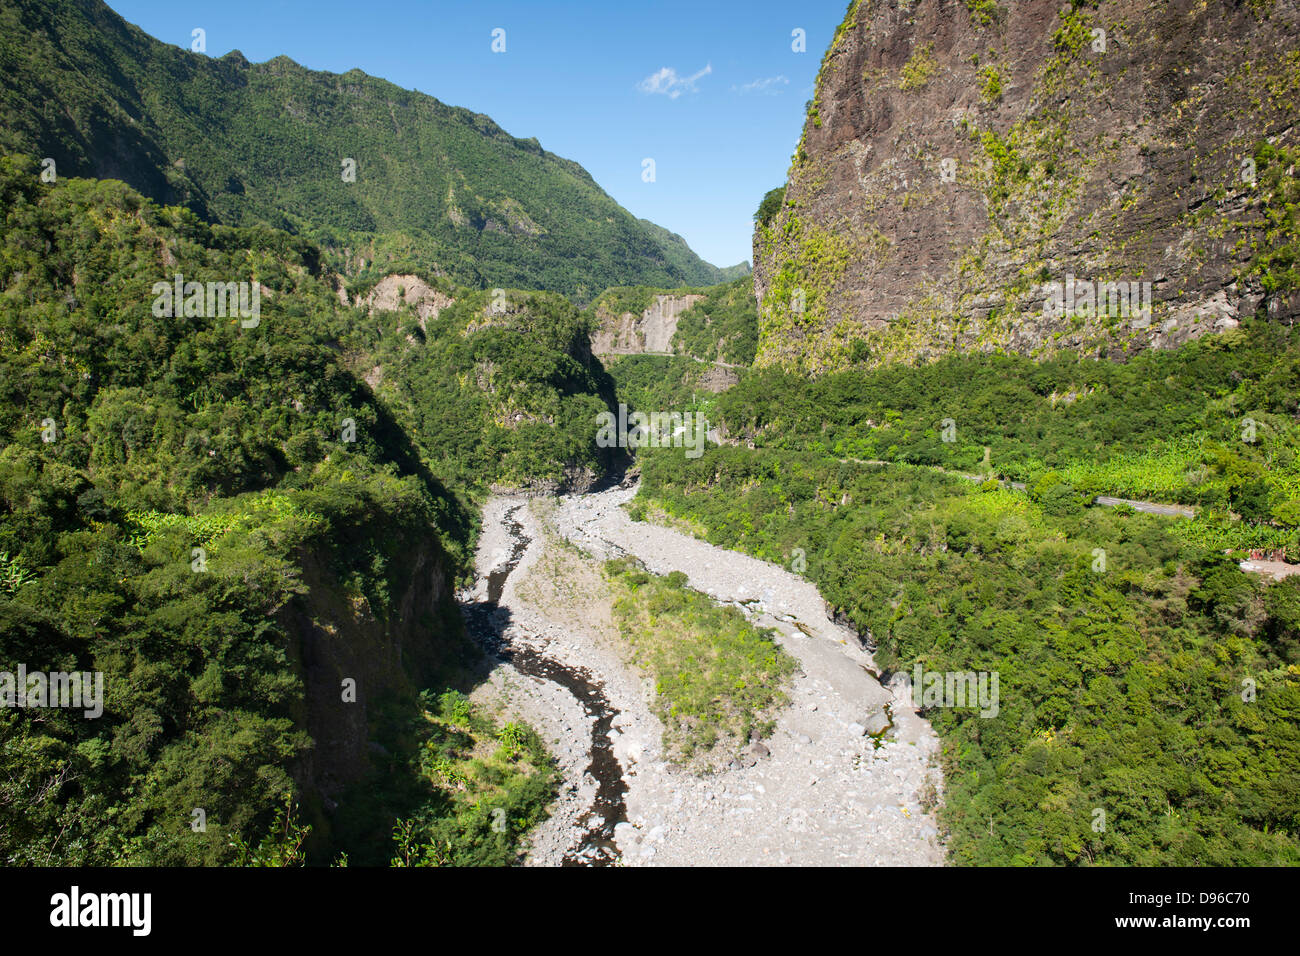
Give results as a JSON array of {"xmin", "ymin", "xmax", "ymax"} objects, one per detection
[
  {"xmin": 0, "ymin": 0, "xmax": 741, "ymax": 300},
  {"xmin": 588, "ymin": 277, "xmax": 761, "ymax": 368},
  {"xmin": 753, "ymin": 0, "xmax": 1300, "ymax": 373},
  {"xmin": 351, "ymin": 274, "xmax": 455, "ymax": 327},
  {"xmin": 589, "ymin": 291, "xmax": 707, "ymax": 356}
]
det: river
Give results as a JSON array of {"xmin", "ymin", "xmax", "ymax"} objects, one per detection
[{"xmin": 460, "ymin": 481, "xmax": 944, "ymax": 866}]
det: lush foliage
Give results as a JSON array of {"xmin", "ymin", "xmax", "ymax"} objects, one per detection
[
  {"xmin": 691, "ymin": 321, "xmax": 1300, "ymax": 552},
  {"xmin": 633, "ymin": 319, "xmax": 1300, "ymax": 864},
  {"xmin": 604, "ymin": 559, "xmax": 798, "ymax": 764},
  {"xmin": 671, "ymin": 276, "xmax": 760, "ymax": 365},
  {"xmin": 0, "ymin": 156, "xmax": 559, "ymax": 864},
  {"xmin": 385, "ymin": 690, "xmax": 556, "ymax": 867},
  {"xmin": 604, "ymin": 355, "xmax": 722, "ymax": 418},
  {"xmin": 339, "ymin": 286, "xmax": 619, "ymax": 493},
  {"xmin": 754, "ymin": 186, "xmax": 786, "ymax": 229},
  {"xmin": 0, "ymin": 0, "xmax": 738, "ymax": 301},
  {"xmin": 638, "ymin": 446, "xmax": 1300, "ymax": 864}
]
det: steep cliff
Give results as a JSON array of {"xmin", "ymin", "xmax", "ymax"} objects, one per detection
[
  {"xmin": 282, "ymin": 533, "xmax": 462, "ymax": 804},
  {"xmin": 754, "ymin": 0, "xmax": 1300, "ymax": 373},
  {"xmin": 590, "ymin": 292, "xmax": 707, "ymax": 356},
  {"xmin": 588, "ymin": 277, "xmax": 761, "ymax": 367}
]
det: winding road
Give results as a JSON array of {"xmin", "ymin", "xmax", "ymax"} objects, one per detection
[{"xmin": 836, "ymin": 457, "xmax": 1198, "ymax": 517}]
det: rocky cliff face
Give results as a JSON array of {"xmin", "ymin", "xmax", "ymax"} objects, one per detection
[
  {"xmin": 590, "ymin": 294, "xmax": 706, "ymax": 356},
  {"xmin": 352, "ymin": 274, "xmax": 455, "ymax": 329},
  {"xmin": 753, "ymin": 0, "xmax": 1300, "ymax": 373},
  {"xmin": 281, "ymin": 537, "xmax": 460, "ymax": 804}
]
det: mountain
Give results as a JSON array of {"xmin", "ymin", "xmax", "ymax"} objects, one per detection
[
  {"xmin": 0, "ymin": 143, "xmax": 635, "ymax": 861},
  {"xmin": 0, "ymin": 0, "xmax": 736, "ymax": 301},
  {"xmin": 753, "ymin": 0, "xmax": 1300, "ymax": 373},
  {"xmin": 636, "ymin": 218, "xmax": 751, "ymax": 284}
]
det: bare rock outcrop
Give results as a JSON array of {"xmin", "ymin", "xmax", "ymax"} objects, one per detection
[
  {"xmin": 754, "ymin": 0, "xmax": 1300, "ymax": 373},
  {"xmin": 352, "ymin": 274, "xmax": 455, "ymax": 329},
  {"xmin": 590, "ymin": 293, "xmax": 705, "ymax": 356}
]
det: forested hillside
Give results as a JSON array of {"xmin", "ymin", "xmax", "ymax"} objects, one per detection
[
  {"xmin": 343, "ymin": 284, "xmax": 622, "ymax": 493},
  {"xmin": 0, "ymin": 156, "xmax": 573, "ymax": 864},
  {"xmin": 0, "ymin": 0, "xmax": 743, "ymax": 300},
  {"xmin": 633, "ymin": 318, "xmax": 1300, "ymax": 865}
]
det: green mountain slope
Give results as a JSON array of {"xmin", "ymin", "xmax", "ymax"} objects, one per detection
[
  {"xmin": 0, "ymin": 156, "xmax": 579, "ymax": 864},
  {"xmin": 0, "ymin": 0, "xmax": 736, "ymax": 301}
]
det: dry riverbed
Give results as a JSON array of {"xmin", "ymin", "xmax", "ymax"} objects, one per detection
[{"xmin": 461, "ymin": 482, "xmax": 944, "ymax": 866}]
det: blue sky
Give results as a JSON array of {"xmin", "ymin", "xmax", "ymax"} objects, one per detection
[{"xmin": 104, "ymin": 0, "xmax": 850, "ymax": 268}]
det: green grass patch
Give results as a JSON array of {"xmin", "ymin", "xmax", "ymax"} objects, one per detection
[{"xmin": 604, "ymin": 559, "xmax": 799, "ymax": 764}]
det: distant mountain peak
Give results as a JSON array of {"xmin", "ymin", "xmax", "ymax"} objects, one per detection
[{"xmin": 0, "ymin": 0, "xmax": 733, "ymax": 299}]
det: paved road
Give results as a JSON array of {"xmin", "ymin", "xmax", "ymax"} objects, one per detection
[
  {"xmin": 1093, "ymin": 496, "xmax": 1195, "ymax": 518},
  {"xmin": 837, "ymin": 458, "xmax": 1194, "ymax": 517}
]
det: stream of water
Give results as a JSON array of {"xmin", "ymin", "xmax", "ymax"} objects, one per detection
[{"xmin": 460, "ymin": 505, "xmax": 628, "ymax": 866}]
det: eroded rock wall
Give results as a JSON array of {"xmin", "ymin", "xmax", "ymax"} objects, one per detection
[
  {"xmin": 754, "ymin": 0, "xmax": 1300, "ymax": 373},
  {"xmin": 590, "ymin": 294, "xmax": 706, "ymax": 356}
]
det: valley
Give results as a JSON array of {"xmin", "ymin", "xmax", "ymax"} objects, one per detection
[
  {"xmin": 464, "ymin": 483, "xmax": 942, "ymax": 866},
  {"xmin": 0, "ymin": 0, "xmax": 1297, "ymax": 872}
]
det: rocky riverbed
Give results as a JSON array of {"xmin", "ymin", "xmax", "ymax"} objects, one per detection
[{"xmin": 461, "ymin": 482, "xmax": 944, "ymax": 866}]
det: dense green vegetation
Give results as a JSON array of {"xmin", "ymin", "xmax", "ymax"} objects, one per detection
[
  {"xmin": 339, "ymin": 285, "xmax": 619, "ymax": 493},
  {"xmin": 604, "ymin": 558, "xmax": 798, "ymax": 764},
  {"xmin": 0, "ymin": 0, "xmax": 741, "ymax": 302},
  {"xmin": 0, "ymin": 155, "xmax": 560, "ymax": 865},
  {"xmin": 603, "ymin": 355, "xmax": 721, "ymax": 417},
  {"xmin": 633, "ymin": 318, "xmax": 1300, "ymax": 865},
  {"xmin": 386, "ymin": 690, "xmax": 556, "ymax": 867},
  {"xmin": 671, "ymin": 276, "xmax": 760, "ymax": 365},
  {"xmin": 682, "ymin": 321, "xmax": 1300, "ymax": 552},
  {"xmin": 754, "ymin": 186, "xmax": 786, "ymax": 229},
  {"xmin": 587, "ymin": 286, "xmax": 664, "ymax": 321}
]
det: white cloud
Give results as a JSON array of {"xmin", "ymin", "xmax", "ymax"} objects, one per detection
[
  {"xmin": 732, "ymin": 75, "xmax": 790, "ymax": 95},
  {"xmin": 637, "ymin": 63, "xmax": 712, "ymax": 99}
]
